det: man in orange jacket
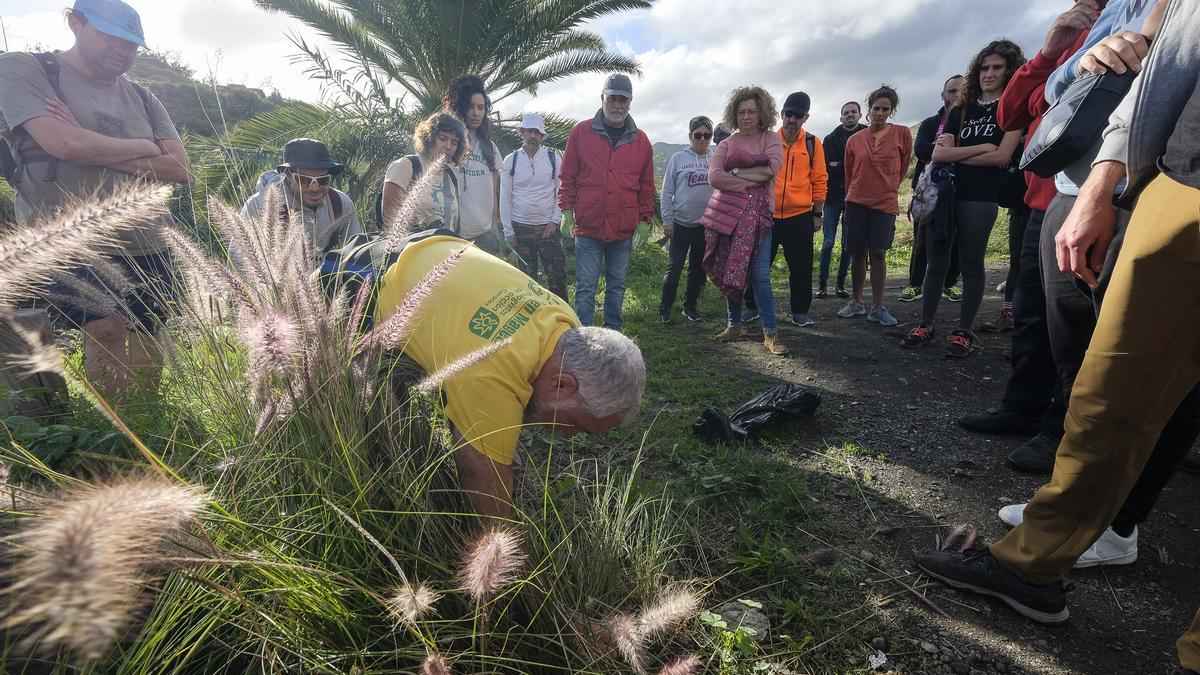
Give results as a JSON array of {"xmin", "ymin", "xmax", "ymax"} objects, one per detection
[{"xmin": 743, "ymin": 91, "xmax": 828, "ymax": 327}]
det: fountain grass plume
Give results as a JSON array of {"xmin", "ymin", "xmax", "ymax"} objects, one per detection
[
  {"xmin": 88, "ymin": 258, "xmax": 136, "ymax": 296},
  {"xmin": 637, "ymin": 588, "xmax": 701, "ymax": 641},
  {"xmin": 421, "ymin": 652, "xmax": 451, "ymax": 675},
  {"xmin": 237, "ymin": 308, "xmax": 299, "ymax": 396},
  {"xmin": 2, "ymin": 477, "xmax": 207, "ymax": 661},
  {"xmin": 384, "ymin": 582, "xmax": 441, "ymax": 627},
  {"xmin": 209, "ymin": 195, "xmax": 271, "ymax": 290},
  {"xmin": 382, "ymin": 155, "xmax": 448, "ymax": 248},
  {"xmin": 657, "ymin": 655, "xmax": 701, "ymax": 675},
  {"xmin": 2, "ymin": 314, "xmax": 64, "ymax": 377},
  {"xmin": 163, "ymin": 226, "xmax": 255, "ymax": 309},
  {"xmin": 606, "ymin": 612, "xmax": 648, "ymax": 673},
  {"xmin": 417, "ymin": 338, "xmax": 513, "ymax": 396},
  {"xmin": 460, "ymin": 526, "xmax": 526, "ymax": 604},
  {"xmin": 360, "ymin": 245, "xmax": 468, "ymax": 353},
  {"xmin": 0, "ymin": 182, "xmax": 170, "ymax": 308}
]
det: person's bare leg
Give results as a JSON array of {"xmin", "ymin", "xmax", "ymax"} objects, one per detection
[
  {"xmin": 82, "ymin": 315, "xmax": 129, "ymax": 397},
  {"xmin": 127, "ymin": 331, "xmax": 164, "ymax": 392},
  {"xmin": 852, "ymin": 251, "xmax": 867, "ymax": 304},
  {"xmin": 870, "ymin": 250, "xmax": 887, "ymax": 310}
]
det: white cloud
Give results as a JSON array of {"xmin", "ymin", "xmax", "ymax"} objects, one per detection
[{"xmin": 4, "ymin": 0, "xmax": 1061, "ymax": 142}]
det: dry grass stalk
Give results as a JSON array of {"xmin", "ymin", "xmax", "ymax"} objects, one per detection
[
  {"xmin": 382, "ymin": 156, "xmax": 448, "ymax": 246},
  {"xmin": 2, "ymin": 477, "xmax": 207, "ymax": 660},
  {"xmin": 361, "ymin": 245, "xmax": 469, "ymax": 353},
  {"xmin": 0, "ymin": 182, "xmax": 170, "ymax": 308},
  {"xmin": 416, "ymin": 338, "xmax": 513, "ymax": 396},
  {"xmin": 2, "ymin": 313, "xmax": 65, "ymax": 377},
  {"xmin": 637, "ymin": 588, "xmax": 701, "ymax": 641},
  {"xmin": 421, "ymin": 652, "xmax": 451, "ymax": 675},
  {"xmin": 459, "ymin": 526, "xmax": 526, "ymax": 604},
  {"xmin": 658, "ymin": 655, "xmax": 701, "ymax": 675},
  {"xmin": 384, "ymin": 582, "xmax": 441, "ymax": 627},
  {"xmin": 606, "ymin": 612, "xmax": 648, "ymax": 673}
]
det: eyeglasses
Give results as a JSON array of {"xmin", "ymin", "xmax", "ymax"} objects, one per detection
[
  {"xmin": 692, "ymin": 132, "xmax": 713, "ymax": 140},
  {"xmin": 293, "ymin": 174, "xmax": 332, "ymax": 187}
]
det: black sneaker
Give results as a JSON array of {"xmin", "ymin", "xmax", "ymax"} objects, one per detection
[
  {"xmin": 835, "ymin": 287, "xmax": 849, "ymax": 298},
  {"xmin": 658, "ymin": 309, "xmax": 671, "ymax": 324},
  {"xmin": 901, "ymin": 325, "xmax": 935, "ymax": 348},
  {"xmin": 915, "ymin": 547, "xmax": 1070, "ymax": 624},
  {"xmin": 957, "ymin": 408, "xmax": 1041, "ymax": 436},
  {"xmin": 681, "ymin": 307, "xmax": 704, "ymax": 323},
  {"xmin": 815, "ymin": 287, "xmax": 828, "ymax": 299},
  {"xmin": 1006, "ymin": 433, "xmax": 1059, "ymax": 474},
  {"xmin": 944, "ymin": 329, "xmax": 978, "ymax": 358}
]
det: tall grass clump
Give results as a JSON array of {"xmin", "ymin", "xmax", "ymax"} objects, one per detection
[{"xmin": 1, "ymin": 174, "xmax": 710, "ymax": 673}]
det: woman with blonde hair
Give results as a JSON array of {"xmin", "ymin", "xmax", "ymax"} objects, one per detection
[
  {"xmin": 381, "ymin": 112, "xmax": 468, "ymax": 232},
  {"xmin": 702, "ymin": 86, "xmax": 788, "ymax": 356}
]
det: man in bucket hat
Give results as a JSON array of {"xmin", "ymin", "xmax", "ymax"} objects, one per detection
[
  {"xmin": 241, "ymin": 138, "xmax": 362, "ymax": 258},
  {"xmin": 0, "ymin": 0, "xmax": 190, "ymax": 396}
]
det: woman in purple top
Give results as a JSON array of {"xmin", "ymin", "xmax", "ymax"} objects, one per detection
[{"xmin": 705, "ymin": 86, "xmax": 788, "ymax": 356}]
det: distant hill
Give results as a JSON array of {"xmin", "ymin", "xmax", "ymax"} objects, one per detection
[
  {"xmin": 128, "ymin": 52, "xmax": 292, "ymax": 138},
  {"xmin": 652, "ymin": 142, "xmax": 688, "ymax": 174}
]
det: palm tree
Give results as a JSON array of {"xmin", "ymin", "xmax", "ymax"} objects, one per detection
[{"xmin": 253, "ymin": 0, "xmax": 651, "ymax": 129}]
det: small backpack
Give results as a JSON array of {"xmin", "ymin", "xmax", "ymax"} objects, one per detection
[
  {"xmin": 507, "ymin": 149, "xmax": 558, "ymax": 179},
  {"xmin": 908, "ymin": 109, "xmax": 961, "ymax": 224}
]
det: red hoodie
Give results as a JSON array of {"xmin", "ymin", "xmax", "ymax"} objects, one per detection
[{"xmin": 997, "ymin": 33, "xmax": 1088, "ymax": 211}]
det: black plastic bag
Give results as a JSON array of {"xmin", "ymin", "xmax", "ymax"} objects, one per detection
[{"xmin": 693, "ymin": 383, "xmax": 821, "ymax": 444}]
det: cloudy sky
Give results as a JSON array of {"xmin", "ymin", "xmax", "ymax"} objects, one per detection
[{"xmin": 2, "ymin": 0, "xmax": 1066, "ymax": 142}]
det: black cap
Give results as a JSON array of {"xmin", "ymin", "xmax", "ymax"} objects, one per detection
[
  {"xmin": 277, "ymin": 138, "xmax": 344, "ymax": 175},
  {"xmin": 782, "ymin": 91, "xmax": 811, "ymax": 116}
]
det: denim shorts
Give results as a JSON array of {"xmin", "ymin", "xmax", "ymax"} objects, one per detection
[{"xmin": 43, "ymin": 250, "xmax": 178, "ymax": 334}]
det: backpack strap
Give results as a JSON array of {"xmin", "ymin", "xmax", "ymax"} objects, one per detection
[
  {"xmin": 549, "ymin": 150, "xmax": 558, "ymax": 180},
  {"xmin": 407, "ymin": 155, "xmax": 423, "ymax": 188},
  {"xmin": 330, "ymin": 190, "xmax": 344, "ymax": 221},
  {"xmin": 805, "ymin": 133, "xmax": 815, "ymax": 170},
  {"xmin": 6, "ymin": 53, "xmax": 68, "ymax": 184},
  {"xmin": 509, "ymin": 152, "xmax": 519, "ymax": 177}
]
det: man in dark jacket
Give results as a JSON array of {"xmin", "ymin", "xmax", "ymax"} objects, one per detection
[
  {"xmin": 818, "ymin": 101, "xmax": 866, "ymax": 298},
  {"xmin": 901, "ymin": 74, "xmax": 964, "ymax": 304},
  {"xmin": 558, "ymin": 74, "xmax": 656, "ymax": 331}
]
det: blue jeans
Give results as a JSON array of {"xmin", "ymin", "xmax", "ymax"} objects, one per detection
[
  {"xmin": 726, "ymin": 230, "xmax": 777, "ymax": 333},
  {"xmin": 819, "ymin": 201, "xmax": 851, "ymax": 290},
  {"xmin": 573, "ymin": 235, "xmax": 633, "ymax": 329}
]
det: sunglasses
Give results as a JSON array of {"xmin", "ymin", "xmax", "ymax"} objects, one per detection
[
  {"xmin": 692, "ymin": 132, "xmax": 713, "ymax": 140},
  {"xmin": 782, "ymin": 110, "xmax": 806, "ymax": 119},
  {"xmin": 293, "ymin": 174, "xmax": 332, "ymax": 187}
]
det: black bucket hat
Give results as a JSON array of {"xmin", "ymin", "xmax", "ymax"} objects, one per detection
[{"xmin": 277, "ymin": 138, "xmax": 344, "ymax": 175}]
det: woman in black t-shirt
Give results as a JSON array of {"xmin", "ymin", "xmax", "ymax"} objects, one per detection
[{"xmin": 903, "ymin": 39, "xmax": 1026, "ymax": 357}]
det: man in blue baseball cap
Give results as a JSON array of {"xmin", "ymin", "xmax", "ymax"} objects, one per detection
[{"xmin": 0, "ymin": 0, "xmax": 191, "ymax": 397}]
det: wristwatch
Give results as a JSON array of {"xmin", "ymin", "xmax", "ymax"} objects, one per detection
[{"xmin": 731, "ymin": 167, "xmax": 741, "ymax": 176}]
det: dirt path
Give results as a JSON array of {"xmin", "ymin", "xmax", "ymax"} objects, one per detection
[{"xmin": 704, "ymin": 264, "xmax": 1200, "ymax": 674}]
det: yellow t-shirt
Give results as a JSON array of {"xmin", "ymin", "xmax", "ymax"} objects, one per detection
[{"xmin": 375, "ymin": 236, "xmax": 580, "ymax": 464}]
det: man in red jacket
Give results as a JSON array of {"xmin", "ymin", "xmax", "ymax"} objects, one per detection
[{"xmin": 557, "ymin": 74, "xmax": 656, "ymax": 331}]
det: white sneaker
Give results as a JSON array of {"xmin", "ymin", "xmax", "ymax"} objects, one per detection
[
  {"xmin": 997, "ymin": 503, "xmax": 1138, "ymax": 568},
  {"xmin": 837, "ymin": 301, "xmax": 866, "ymax": 318}
]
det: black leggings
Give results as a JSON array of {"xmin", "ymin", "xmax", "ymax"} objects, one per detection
[{"xmin": 920, "ymin": 200, "xmax": 998, "ymax": 329}]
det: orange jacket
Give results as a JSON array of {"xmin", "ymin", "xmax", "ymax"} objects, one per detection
[{"xmin": 773, "ymin": 128, "xmax": 829, "ymax": 218}]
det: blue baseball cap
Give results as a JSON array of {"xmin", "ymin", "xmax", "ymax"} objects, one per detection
[{"xmin": 72, "ymin": 0, "xmax": 147, "ymax": 49}]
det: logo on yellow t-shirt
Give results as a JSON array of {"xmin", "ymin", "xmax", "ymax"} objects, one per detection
[{"xmin": 469, "ymin": 307, "xmax": 501, "ymax": 339}]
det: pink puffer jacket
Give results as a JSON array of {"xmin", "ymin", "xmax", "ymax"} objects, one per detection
[{"xmin": 701, "ymin": 147, "xmax": 772, "ymax": 234}]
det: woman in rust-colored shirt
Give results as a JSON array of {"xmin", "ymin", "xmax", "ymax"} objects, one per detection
[{"xmin": 840, "ymin": 85, "xmax": 913, "ymax": 328}]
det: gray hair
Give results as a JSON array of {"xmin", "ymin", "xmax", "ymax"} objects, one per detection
[{"xmin": 558, "ymin": 327, "xmax": 645, "ymax": 421}]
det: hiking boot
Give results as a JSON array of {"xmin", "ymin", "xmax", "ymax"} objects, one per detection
[
  {"xmin": 957, "ymin": 408, "xmax": 1041, "ymax": 436},
  {"xmin": 714, "ymin": 324, "xmax": 745, "ymax": 342},
  {"xmin": 915, "ymin": 547, "xmax": 1070, "ymax": 624},
  {"xmin": 789, "ymin": 313, "xmax": 815, "ymax": 327},
  {"xmin": 944, "ymin": 329, "xmax": 978, "ymax": 358},
  {"xmin": 944, "ymin": 286, "xmax": 964, "ymax": 302},
  {"xmin": 836, "ymin": 286, "xmax": 849, "ymax": 298},
  {"xmin": 837, "ymin": 301, "xmax": 866, "ymax": 318},
  {"xmin": 901, "ymin": 325, "xmax": 935, "ymax": 348},
  {"xmin": 815, "ymin": 287, "xmax": 828, "ymax": 299},
  {"xmin": 658, "ymin": 309, "xmax": 672, "ymax": 324},
  {"xmin": 868, "ymin": 307, "xmax": 898, "ymax": 326},
  {"xmin": 682, "ymin": 307, "xmax": 704, "ymax": 323},
  {"xmin": 763, "ymin": 332, "xmax": 790, "ymax": 356},
  {"xmin": 741, "ymin": 309, "xmax": 761, "ymax": 323},
  {"xmin": 1006, "ymin": 433, "xmax": 1060, "ymax": 473},
  {"xmin": 898, "ymin": 286, "xmax": 922, "ymax": 302},
  {"xmin": 997, "ymin": 504, "xmax": 1139, "ymax": 568},
  {"xmin": 981, "ymin": 309, "xmax": 1014, "ymax": 333}
]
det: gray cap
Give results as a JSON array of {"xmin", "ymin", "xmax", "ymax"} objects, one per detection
[{"xmin": 602, "ymin": 74, "xmax": 633, "ymax": 99}]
